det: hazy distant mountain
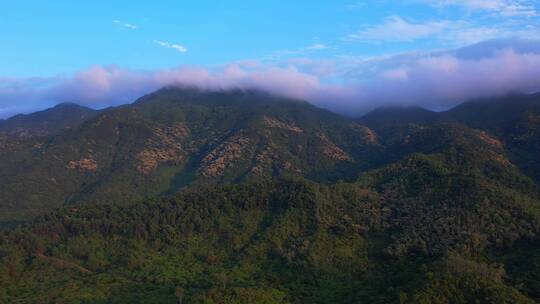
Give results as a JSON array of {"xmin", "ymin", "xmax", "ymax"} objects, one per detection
[
  {"xmin": 358, "ymin": 105, "xmax": 438, "ymax": 128},
  {"xmin": 0, "ymin": 102, "xmax": 99, "ymax": 138}
]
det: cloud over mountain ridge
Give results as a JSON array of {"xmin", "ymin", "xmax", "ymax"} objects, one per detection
[{"xmin": 1, "ymin": 38, "xmax": 540, "ymax": 118}]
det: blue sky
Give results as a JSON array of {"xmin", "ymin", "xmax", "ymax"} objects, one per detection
[{"xmin": 1, "ymin": 0, "xmax": 540, "ymax": 116}]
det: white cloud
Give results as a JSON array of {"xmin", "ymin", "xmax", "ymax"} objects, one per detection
[
  {"xmin": 266, "ymin": 43, "xmax": 332, "ymax": 61},
  {"xmin": 346, "ymin": 16, "xmax": 456, "ymax": 42},
  {"xmin": 123, "ymin": 23, "xmax": 137, "ymax": 29},
  {"xmin": 2, "ymin": 39, "xmax": 540, "ymax": 117},
  {"xmin": 154, "ymin": 40, "xmax": 188, "ymax": 53},
  {"xmin": 345, "ymin": 2, "xmax": 367, "ymax": 9},
  {"xmin": 113, "ymin": 20, "xmax": 138, "ymax": 30},
  {"xmin": 305, "ymin": 44, "xmax": 329, "ymax": 50},
  {"xmin": 341, "ymin": 38, "xmax": 540, "ymax": 111},
  {"xmin": 428, "ymin": 0, "xmax": 538, "ymax": 17},
  {"xmin": 346, "ymin": 15, "xmax": 540, "ymax": 45},
  {"xmin": 380, "ymin": 68, "xmax": 410, "ymax": 80}
]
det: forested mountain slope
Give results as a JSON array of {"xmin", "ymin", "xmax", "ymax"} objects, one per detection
[
  {"xmin": 0, "ymin": 88, "xmax": 381, "ymax": 225},
  {"xmin": 1, "ymin": 172, "xmax": 539, "ymax": 303},
  {"xmin": 360, "ymin": 92, "xmax": 540, "ymax": 182},
  {"xmin": 0, "ymin": 103, "xmax": 99, "ymax": 138},
  {"xmin": 1, "ymin": 88, "xmax": 540, "ymax": 303},
  {"xmin": 2, "ymin": 89, "xmax": 540, "ymax": 227}
]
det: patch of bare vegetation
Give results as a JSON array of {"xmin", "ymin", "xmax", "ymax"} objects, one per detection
[
  {"xmin": 0, "ymin": 135, "xmax": 10, "ymax": 151},
  {"xmin": 5, "ymin": 128, "xmax": 49, "ymax": 139},
  {"xmin": 319, "ymin": 133, "xmax": 352, "ymax": 161},
  {"xmin": 492, "ymin": 153, "xmax": 512, "ymax": 166},
  {"xmin": 252, "ymin": 145, "xmax": 301, "ymax": 175},
  {"xmin": 67, "ymin": 158, "xmax": 98, "ymax": 172},
  {"xmin": 263, "ymin": 116, "xmax": 304, "ymax": 133},
  {"xmin": 350, "ymin": 123, "xmax": 378, "ymax": 144},
  {"xmin": 136, "ymin": 123, "xmax": 190, "ymax": 174},
  {"xmin": 477, "ymin": 131, "xmax": 503, "ymax": 149},
  {"xmin": 35, "ymin": 253, "xmax": 92, "ymax": 274},
  {"xmin": 200, "ymin": 134, "xmax": 250, "ymax": 177}
]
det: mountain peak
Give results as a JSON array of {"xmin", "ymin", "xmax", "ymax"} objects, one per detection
[
  {"xmin": 52, "ymin": 102, "xmax": 89, "ymax": 109},
  {"xmin": 0, "ymin": 102, "xmax": 98, "ymax": 138},
  {"xmin": 359, "ymin": 105, "xmax": 437, "ymax": 127},
  {"xmin": 136, "ymin": 86, "xmax": 308, "ymax": 106}
]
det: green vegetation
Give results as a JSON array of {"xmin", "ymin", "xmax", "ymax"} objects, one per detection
[
  {"xmin": 1, "ymin": 88, "xmax": 540, "ymax": 302},
  {"xmin": 0, "ymin": 88, "xmax": 382, "ymax": 224},
  {"xmin": 0, "ymin": 102, "xmax": 98, "ymax": 138},
  {"xmin": 1, "ymin": 172, "xmax": 539, "ymax": 303}
]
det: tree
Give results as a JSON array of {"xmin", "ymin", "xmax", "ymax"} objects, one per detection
[{"xmin": 175, "ymin": 286, "xmax": 184, "ymax": 304}]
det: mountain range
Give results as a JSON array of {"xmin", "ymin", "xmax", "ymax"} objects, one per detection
[
  {"xmin": 1, "ymin": 88, "xmax": 539, "ymax": 225},
  {"xmin": 0, "ymin": 87, "xmax": 539, "ymax": 303}
]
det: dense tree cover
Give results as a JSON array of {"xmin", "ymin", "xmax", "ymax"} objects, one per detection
[
  {"xmin": 3, "ymin": 89, "xmax": 540, "ymax": 226},
  {"xmin": 0, "ymin": 103, "xmax": 98, "ymax": 138},
  {"xmin": 1, "ymin": 144, "xmax": 539, "ymax": 303},
  {"xmin": 1, "ymin": 89, "xmax": 540, "ymax": 302},
  {"xmin": 0, "ymin": 88, "xmax": 383, "ymax": 225},
  {"xmin": 360, "ymin": 92, "xmax": 540, "ymax": 183},
  {"xmin": 2, "ymin": 88, "xmax": 540, "ymax": 226}
]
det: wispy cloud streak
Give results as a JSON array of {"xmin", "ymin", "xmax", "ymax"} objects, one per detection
[
  {"xmin": 154, "ymin": 40, "xmax": 188, "ymax": 53},
  {"xmin": 113, "ymin": 20, "xmax": 138, "ymax": 30},
  {"xmin": 426, "ymin": 0, "xmax": 538, "ymax": 17}
]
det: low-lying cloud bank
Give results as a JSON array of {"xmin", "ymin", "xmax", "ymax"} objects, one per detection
[{"xmin": 1, "ymin": 38, "xmax": 540, "ymax": 118}]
